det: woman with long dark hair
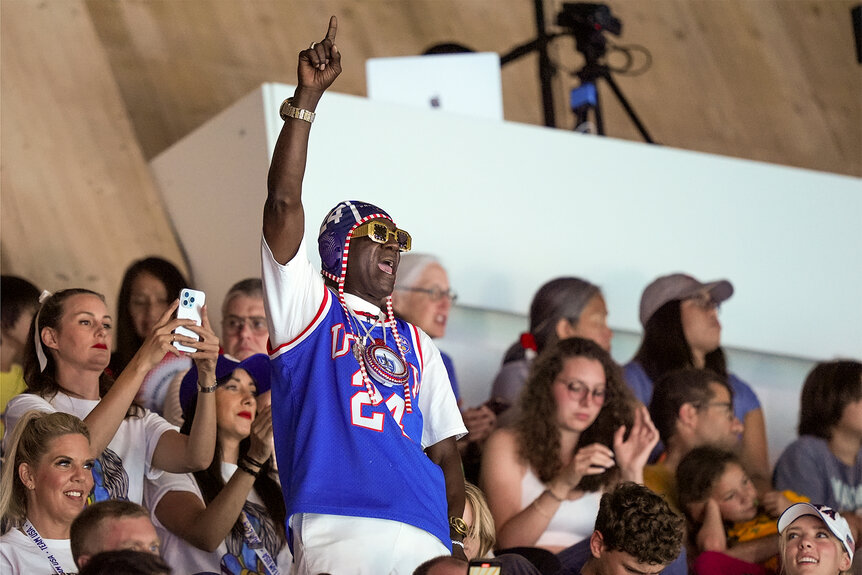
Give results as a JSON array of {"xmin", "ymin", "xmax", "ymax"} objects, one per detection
[
  {"xmin": 625, "ymin": 273, "xmax": 769, "ymax": 491},
  {"xmin": 112, "ymin": 257, "xmax": 188, "ymax": 376},
  {"xmin": 481, "ymin": 337, "xmax": 656, "ymax": 554},
  {"xmin": 145, "ymin": 354, "xmax": 290, "ymax": 572}
]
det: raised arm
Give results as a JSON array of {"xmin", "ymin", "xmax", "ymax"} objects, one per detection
[
  {"xmin": 264, "ymin": 15, "xmax": 342, "ymax": 264},
  {"xmin": 83, "ymin": 302, "xmax": 200, "ymax": 458},
  {"xmin": 150, "ymin": 307, "xmax": 220, "ymax": 473}
]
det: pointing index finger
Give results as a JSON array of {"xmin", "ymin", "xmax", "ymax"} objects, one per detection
[{"xmin": 325, "ymin": 15, "xmax": 337, "ymax": 43}]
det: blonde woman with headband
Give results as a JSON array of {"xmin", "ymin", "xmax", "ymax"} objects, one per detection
[
  {"xmin": 0, "ymin": 410, "xmax": 94, "ymax": 573},
  {"xmin": 4, "ymin": 288, "xmax": 219, "ymax": 505}
]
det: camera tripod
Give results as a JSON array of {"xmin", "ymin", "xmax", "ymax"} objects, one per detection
[{"xmin": 570, "ymin": 58, "xmax": 655, "ymax": 143}]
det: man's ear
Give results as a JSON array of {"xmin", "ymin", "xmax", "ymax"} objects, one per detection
[
  {"xmin": 678, "ymin": 402, "xmax": 699, "ymax": 428},
  {"xmin": 589, "ymin": 530, "xmax": 604, "ymax": 559},
  {"xmin": 76, "ymin": 554, "xmax": 91, "ymax": 569}
]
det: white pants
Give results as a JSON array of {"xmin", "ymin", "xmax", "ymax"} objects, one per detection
[{"xmin": 290, "ymin": 513, "xmax": 450, "ymax": 575}]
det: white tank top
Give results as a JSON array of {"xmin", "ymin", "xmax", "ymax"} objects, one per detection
[{"xmin": 521, "ymin": 467, "xmax": 602, "ymax": 548}]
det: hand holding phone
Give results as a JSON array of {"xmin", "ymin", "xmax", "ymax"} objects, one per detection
[{"xmin": 173, "ymin": 288, "xmax": 206, "ymax": 353}]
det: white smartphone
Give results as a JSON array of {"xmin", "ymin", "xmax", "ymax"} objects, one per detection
[{"xmin": 173, "ymin": 288, "xmax": 205, "ymax": 353}]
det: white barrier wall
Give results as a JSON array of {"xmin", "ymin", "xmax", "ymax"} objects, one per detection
[{"xmin": 150, "ymin": 83, "xmax": 861, "ymax": 464}]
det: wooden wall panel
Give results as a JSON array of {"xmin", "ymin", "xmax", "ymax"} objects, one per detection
[
  {"xmin": 1, "ymin": 0, "xmax": 859, "ymax": 317},
  {"xmin": 0, "ymin": 0, "xmax": 187, "ymax": 310},
  {"xmin": 82, "ymin": 0, "xmax": 860, "ymax": 176}
]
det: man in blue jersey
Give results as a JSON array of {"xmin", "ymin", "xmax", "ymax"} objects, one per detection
[{"xmin": 261, "ymin": 16, "xmax": 468, "ymax": 575}]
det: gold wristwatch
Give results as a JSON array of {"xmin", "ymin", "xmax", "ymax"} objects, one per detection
[{"xmin": 279, "ymin": 97, "xmax": 315, "ymax": 124}]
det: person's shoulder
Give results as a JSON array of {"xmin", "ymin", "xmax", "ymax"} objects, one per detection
[{"xmin": 776, "ymin": 435, "xmax": 830, "ymax": 461}]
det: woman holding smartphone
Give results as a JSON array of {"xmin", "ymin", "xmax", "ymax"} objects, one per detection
[{"xmin": 4, "ymin": 287, "xmax": 219, "ymax": 504}]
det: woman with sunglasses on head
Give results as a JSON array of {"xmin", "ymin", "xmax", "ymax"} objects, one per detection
[
  {"xmin": 4, "ymin": 288, "xmax": 219, "ymax": 505},
  {"xmin": 145, "ymin": 354, "xmax": 289, "ymax": 573},
  {"xmin": 490, "ymin": 277, "xmax": 613, "ymax": 425},
  {"xmin": 481, "ymin": 337, "xmax": 657, "ymax": 555},
  {"xmin": 393, "ymin": 253, "xmax": 497, "ymax": 483},
  {"xmin": 625, "ymin": 273, "xmax": 769, "ymax": 492},
  {"xmin": 0, "ymin": 410, "xmax": 95, "ymax": 573}
]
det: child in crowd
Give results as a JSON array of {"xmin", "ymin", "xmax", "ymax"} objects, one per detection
[
  {"xmin": 677, "ymin": 446, "xmax": 807, "ymax": 575},
  {"xmin": 773, "ymin": 360, "xmax": 862, "ymax": 545},
  {"xmin": 777, "ymin": 503, "xmax": 855, "ymax": 575}
]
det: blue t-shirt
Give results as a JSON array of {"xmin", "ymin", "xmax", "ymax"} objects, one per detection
[
  {"xmin": 623, "ymin": 360, "xmax": 761, "ymax": 423},
  {"xmin": 773, "ymin": 435, "xmax": 862, "ymax": 512}
]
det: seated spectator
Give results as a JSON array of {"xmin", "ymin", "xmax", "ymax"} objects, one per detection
[
  {"xmin": 0, "ymin": 411, "xmax": 94, "ymax": 572},
  {"xmin": 491, "ymin": 277, "xmax": 612, "ymax": 423},
  {"xmin": 463, "ymin": 481, "xmax": 496, "ymax": 560},
  {"xmin": 71, "ymin": 500, "xmax": 160, "ymax": 568},
  {"xmin": 773, "ymin": 360, "xmax": 862, "ymax": 546},
  {"xmin": 144, "ymin": 354, "xmax": 290, "ymax": 573},
  {"xmin": 111, "ymin": 258, "xmax": 192, "ymax": 416},
  {"xmin": 111, "ymin": 256, "xmax": 189, "ymax": 376},
  {"xmin": 645, "ymin": 368, "xmax": 744, "ymax": 511},
  {"xmin": 162, "ymin": 278, "xmax": 271, "ymax": 426},
  {"xmin": 481, "ymin": 337, "xmax": 657, "ymax": 554},
  {"xmin": 4, "ymin": 288, "xmax": 219, "ymax": 504},
  {"xmin": 677, "ymin": 446, "xmax": 806, "ymax": 575},
  {"xmin": 393, "ymin": 254, "xmax": 496, "ymax": 482},
  {"xmin": 573, "ymin": 482, "xmax": 684, "ymax": 575},
  {"xmin": 1, "ymin": 275, "xmax": 40, "ymax": 439},
  {"xmin": 777, "ymin": 503, "xmax": 855, "ymax": 575},
  {"xmin": 625, "ymin": 273, "xmax": 770, "ymax": 490},
  {"xmin": 78, "ymin": 549, "xmax": 172, "ymax": 575}
]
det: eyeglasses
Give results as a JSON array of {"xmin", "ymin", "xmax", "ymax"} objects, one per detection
[
  {"xmin": 556, "ymin": 379, "xmax": 606, "ymax": 404},
  {"xmin": 696, "ymin": 401, "xmax": 734, "ymax": 420},
  {"xmin": 396, "ymin": 287, "xmax": 458, "ymax": 303},
  {"xmin": 223, "ymin": 315, "xmax": 268, "ymax": 334},
  {"xmin": 686, "ymin": 293, "xmax": 720, "ymax": 312},
  {"xmin": 352, "ymin": 221, "xmax": 412, "ymax": 252}
]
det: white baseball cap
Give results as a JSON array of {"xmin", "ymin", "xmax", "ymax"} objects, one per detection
[{"xmin": 778, "ymin": 503, "xmax": 855, "ymax": 561}]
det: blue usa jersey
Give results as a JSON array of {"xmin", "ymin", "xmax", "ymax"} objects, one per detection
[{"xmin": 269, "ymin": 287, "xmax": 454, "ymax": 547}]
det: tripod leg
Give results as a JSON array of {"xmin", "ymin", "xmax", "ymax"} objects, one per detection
[{"xmin": 601, "ymin": 71, "xmax": 655, "ymax": 144}]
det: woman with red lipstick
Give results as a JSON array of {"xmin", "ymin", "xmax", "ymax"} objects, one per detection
[
  {"xmin": 4, "ymin": 288, "xmax": 219, "ymax": 505},
  {"xmin": 0, "ymin": 410, "xmax": 94, "ymax": 572},
  {"xmin": 624, "ymin": 273, "xmax": 769, "ymax": 492},
  {"xmin": 481, "ymin": 337, "xmax": 657, "ymax": 557},
  {"xmin": 144, "ymin": 354, "xmax": 290, "ymax": 573}
]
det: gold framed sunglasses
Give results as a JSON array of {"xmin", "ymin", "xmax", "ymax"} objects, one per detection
[{"xmin": 352, "ymin": 221, "xmax": 412, "ymax": 252}]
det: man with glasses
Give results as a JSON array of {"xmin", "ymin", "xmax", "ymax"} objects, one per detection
[
  {"xmin": 259, "ymin": 16, "xmax": 467, "ymax": 575},
  {"xmin": 645, "ymin": 367, "xmax": 744, "ymax": 513}
]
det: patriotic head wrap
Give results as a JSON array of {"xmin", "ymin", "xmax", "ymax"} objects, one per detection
[{"xmin": 317, "ymin": 200, "xmax": 414, "ymax": 412}]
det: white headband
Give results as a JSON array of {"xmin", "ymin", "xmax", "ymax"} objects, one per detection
[{"xmin": 34, "ymin": 290, "xmax": 53, "ymax": 372}]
